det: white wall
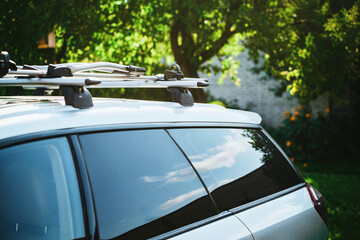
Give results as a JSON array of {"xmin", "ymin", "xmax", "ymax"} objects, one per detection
[{"xmin": 200, "ymin": 50, "xmax": 329, "ymax": 127}]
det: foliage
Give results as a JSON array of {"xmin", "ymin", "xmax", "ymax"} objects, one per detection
[
  {"xmin": 0, "ymin": 0, "xmax": 257, "ymax": 101},
  {"xmin": 246, "ymin": 0, "xmax": 360, "ymax": 160},
  {"xmin": 0, "ymin": 0, "xmax": 102, "ymax": 65},
  {"xmin": 207, "ymin": 95, "xmax": 241, "ymax": 109},
  {"xmin": 0, "ymin": 0, "xmax": 106, "ymax": 96},
  {"xmin": 269, "ymin": 106, "xmax": 355, "ymax": 164},
  {"xmin": 71, "ymin": 1, "xmax": 173, "ymax": 74},
  {"xmin": 2, "ymin": 0, "xmax": 359, "ymax": 108},
  {"xmin": 245, "ymin": 0, "xmax": 360, "ymax": 104},
  {"xmin": 89, "ymin": 88, "xmax": 172, "ymax": 101},
  {"xmin": 82, "ymin": 0, "xmax": 256, "ymax": 101}
]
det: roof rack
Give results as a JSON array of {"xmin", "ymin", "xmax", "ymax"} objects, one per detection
[{"xmin": 0, "ymin": 51, "xmax": 209, "ymax": 108}]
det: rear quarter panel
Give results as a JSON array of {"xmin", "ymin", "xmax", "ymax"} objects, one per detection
[{"xmin": 234, "ymin": 187, "xmax": 328, "ymax": 240}]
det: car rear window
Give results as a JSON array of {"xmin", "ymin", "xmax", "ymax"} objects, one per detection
[
  {"xmin": 168, "ymin": 128, "xmax": 303, "ymax": 211},
  {"xmin": 79, "ymin": 130, "xmax": 218, "ymax": 239}
]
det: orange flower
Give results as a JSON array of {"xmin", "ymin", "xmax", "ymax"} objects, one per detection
[
  {"xmin": 290, "ymin": 157, "xmax": 294, "ymax": 162},
  {"xmin": 305, "ymin": 113, "xmax": 310, "ymax": 118},
  {"xmin": 326, "ymin": 108, "xmax": 330, "ymax": 113},
  {"xmin": 294, "ymin": 111, "xmax": 300, "ymax": 116},
  {"xmin": 284, "ymin": 110, "xmax": 291, "ymax": 118},
  {"xmin": 286, "ymin": 141, "xmax": 292, "ymax": 147},
  {"xmin": 303, "ymin": 163, "xmax": 308, "ymax": 167},
  {"xmin": 290, "ymin": 116, "xmax": 296, "ymax": 121}
]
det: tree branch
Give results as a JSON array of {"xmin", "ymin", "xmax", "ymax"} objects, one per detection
[
  {"xmin": 199, "ymin": 0, "xmax": 246, "ymax": 63},
  {"xmin": 170, "ymin": 20, "xmax": 183, "ymax": 64},
  {"xmin": 200, "ymin": 24, "xmax": 236, "ymax": 63}
]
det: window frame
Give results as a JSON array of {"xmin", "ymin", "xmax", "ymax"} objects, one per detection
[{"xmin": 0, "ymin": 122, "xmax": 306, "ymax": 240}]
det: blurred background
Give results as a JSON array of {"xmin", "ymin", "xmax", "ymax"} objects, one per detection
[{"xmin": 1, "ymin": 0, "xmax": 359, "ymax": 239}]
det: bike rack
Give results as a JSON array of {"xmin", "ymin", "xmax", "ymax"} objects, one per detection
[{"xmin": 0, "ymin": 51, "xmax": 209, "ymax": 108}]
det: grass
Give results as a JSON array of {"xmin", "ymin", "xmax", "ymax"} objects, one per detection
[{"xmin": 295, "ymin": 161, "xmax": 360, "ymax": 240}]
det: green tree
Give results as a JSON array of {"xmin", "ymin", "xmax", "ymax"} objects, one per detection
[
  {"xmin": 82, "ymin": 0, "xmax": 254, "ymax": 101},
  {"xmin": 244, "ymin": 0, "xmax": 359, "ymax": 123},
  {"xmin": 0, "ymin": 0, "xmax": 102, "ymax": 65},
  {"xmin": 0, "ymin": 0, "xmax": 255, "ymax": 102}
]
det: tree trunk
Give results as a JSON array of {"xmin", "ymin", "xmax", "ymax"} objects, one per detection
[
  {"xmin": 170, "ymin": 50, "xmax": 207, "ymax": 103},
  {"xmin": 56, "ymin": 33, "xmax": 69, "ymax": 63},
  {"xmin": 349, "ymin": 79, "xmax": 360, "ymax": 146},
  {"xmin": 170, "ymin": 20, "xmax": 207, "ymax": 103},
  {"xmin": 179, "ymin": 63, "xmax": 207, "ymax": 103}
]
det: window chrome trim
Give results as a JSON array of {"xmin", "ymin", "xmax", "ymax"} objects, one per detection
[
  {"xmin": 67, "ymin": 136, "xmax": 92, "ymax": 240},
  {"xmin": 70, "ymin": 135, "xmax": 99, "ymax": 240},
  {"xmin": 149, "ymin": 211, "xmax": 234, "ymax": 240},
  {"xmin": 228, "ymin": 183, "xmax": 306, "ymax": 215}
]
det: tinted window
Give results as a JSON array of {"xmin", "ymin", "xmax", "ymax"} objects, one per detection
[
  {"xmin": 79, "ymin": 130, "xmax": 217, "ymax": 240},
  {"xmin": 168, "ymin": 128, "xmax": 302, "ymax": 211},
  {"xmin": 0, "ymin": 138, "xmax": 85, "ymax": 240}
]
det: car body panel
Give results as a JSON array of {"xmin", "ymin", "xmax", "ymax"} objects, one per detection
[
  {"xmin": 234, "ymin": 188, "xmax": 328, "ymax": 240},
  {"xmin": 166, "ymin": 214, "xmax": 254, "ymax": 240}
]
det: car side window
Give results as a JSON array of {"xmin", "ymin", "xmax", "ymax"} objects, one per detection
[
  {"xmin": 0, "ymin": 137, "xmax": 85, "ymax": 240},
  {"xmin": 168, "ymin": 128, "xmax": 302, "ymax": 211},
  {"xmin": 79, "ymin": 129, "xmax": 217, "ymax": 240}
]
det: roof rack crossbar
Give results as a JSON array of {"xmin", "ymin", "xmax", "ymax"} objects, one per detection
[
  {"xmin": 0, "ymin": 77, "xmax": 208, "ymax": 88},
  {"xmin": 0, "ymin": 52, "xmax": 209, "ymax": 108},
  {"xmin": 0, "ymin": 77, "xmax": 101, "ymax": 87}
]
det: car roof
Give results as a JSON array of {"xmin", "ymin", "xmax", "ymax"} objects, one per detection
[{"xmin": 0, "ymin": 96, "xmax": 262, "ymax": 140}]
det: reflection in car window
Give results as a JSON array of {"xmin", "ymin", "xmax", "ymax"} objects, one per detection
[
  {"xmin": 0, "ymin": 138, "xmax": 85, "ymax": 240},
  {"xmin": 79, "ymin": 130, "xmax": 217, "ymax": 240},
  {"xmin": 168, "ymin": 128, "xmax": 302, "ymax": 211}
]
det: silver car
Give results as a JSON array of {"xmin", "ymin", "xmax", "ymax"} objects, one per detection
[
  {"xmin": 0, "ymin": 96, "xmax": 328, "ymax": 240},
  {"xmin": 0, "ymin": 55, "xmax": 328, "ymax": 239}
]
